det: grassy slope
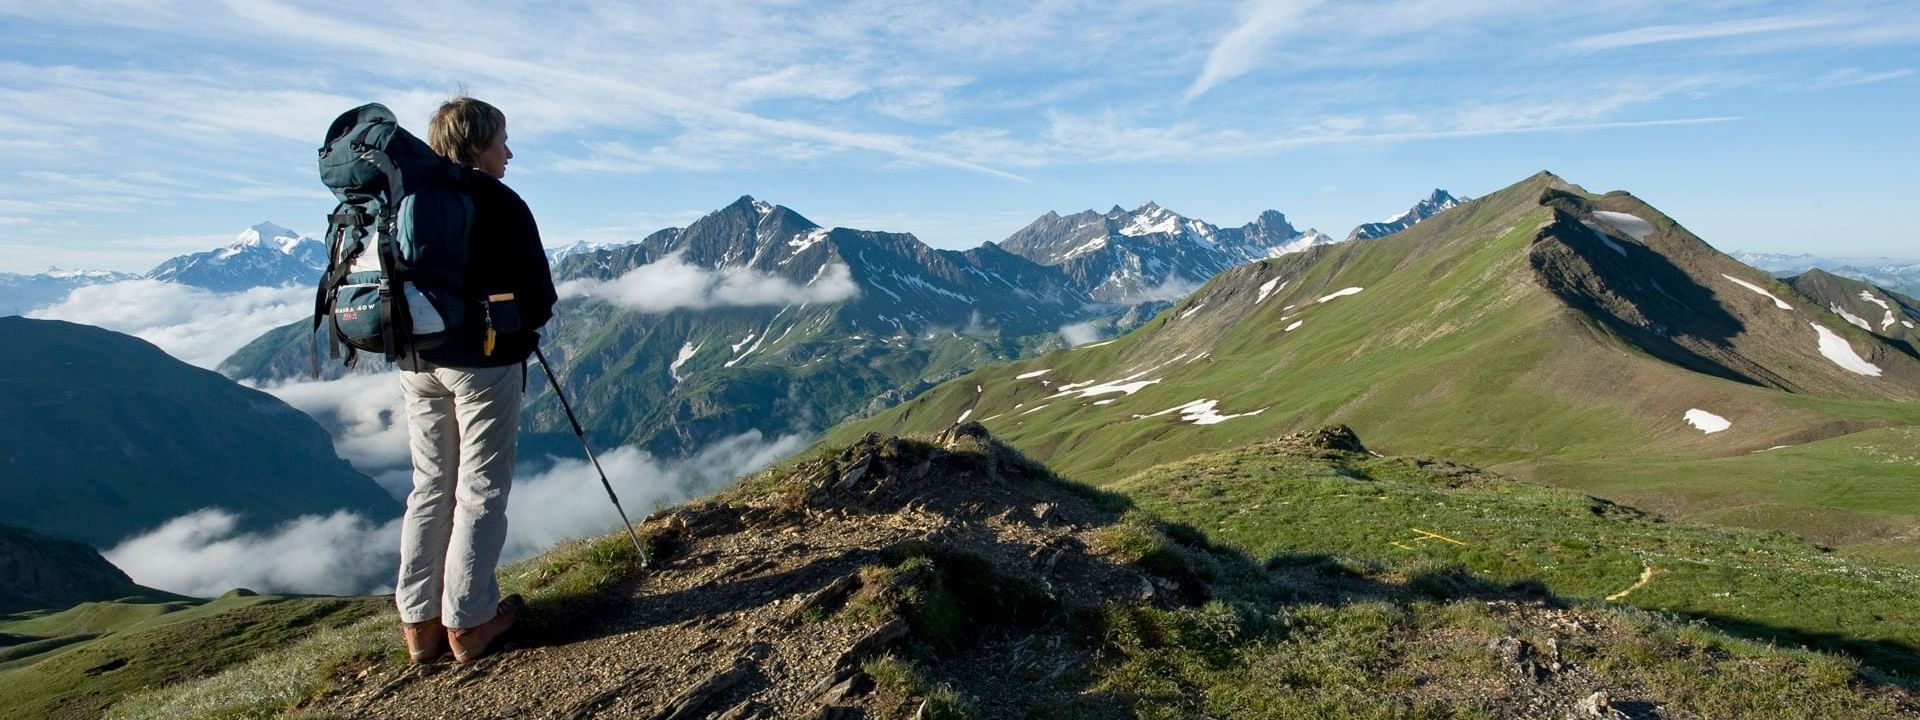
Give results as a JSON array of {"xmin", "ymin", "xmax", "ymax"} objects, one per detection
[
  {"xmin": 1110, "ymin": 440, "xmax": 1920, "ymax": 677},
  {"xmin": 103, "ymin": 531, "xmax": 646, "ymax": 720},
  {"xmin": 0, "ymin": 594, "xmax": 385, "ymax": 720},
  {"xmin": 826, "ymin": 176, "xmax": 1920, "ymax": 563},
  {"xmin": 92, "ymin": 433, "xmax": 1920, "ymax": 719}
]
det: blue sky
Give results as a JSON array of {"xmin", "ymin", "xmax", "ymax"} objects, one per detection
[{"xmin": 1, "ymin": 0, "xmax": 1916, "ymax": 274}]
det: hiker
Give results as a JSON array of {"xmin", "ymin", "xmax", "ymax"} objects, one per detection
[{"xmin": 395, "ymin": 96, "xmax": 558, "ymax": 663}]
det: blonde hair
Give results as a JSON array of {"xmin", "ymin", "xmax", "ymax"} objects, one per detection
[{"xmin": 427, "ymin": 96, "xmax": 506, "ymax": 167}]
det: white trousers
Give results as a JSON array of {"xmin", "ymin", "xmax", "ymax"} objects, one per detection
[{"xmin": 395, "ymin": 364, "xmax": 521, "ymax": 629}]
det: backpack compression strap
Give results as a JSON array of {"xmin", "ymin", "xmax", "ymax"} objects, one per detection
[{"xmin": 359, "ymin": 147, "xmax": 416, "ymax": 363}]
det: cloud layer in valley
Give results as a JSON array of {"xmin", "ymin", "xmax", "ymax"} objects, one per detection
[
  {"xmin": 105, "ymin": 430, "xmax": 808, "ymax": 597},
  {"xmin": 557, "ymin": 254, "xmax": 861, "ymax": 312},
  {"xmin": 251, "ymin": 371, "xmax": 413, "ymax": 496},
  {"xmin": 26, "ymin": 280, "xmax": 311, "ymax": 368}
]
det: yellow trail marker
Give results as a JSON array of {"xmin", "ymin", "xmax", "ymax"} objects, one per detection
[{"xmin": 1411, "ymin": 528, "xmax": 1468, "ymax": 546}]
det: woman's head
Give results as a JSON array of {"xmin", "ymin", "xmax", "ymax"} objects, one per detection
[{"xmin": 427, "ymin": 96, "xmax": 511, "ymax": 179}]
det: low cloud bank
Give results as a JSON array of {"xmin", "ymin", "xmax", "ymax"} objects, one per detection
[
  {"xmin": 1133, "ymin": 275, "xmax": 1199, "ymax": 303},
  {"xmin": 1058, "ymin": 321, "xmax": 1103, "ymax": 346},
  {"xmin": 28, "ymin": 280, "xmax": 310, "ymax": 368},
  {"xmin": 105, "ymin": 509, "xmax": 401, "ymax": 597},
  {"xmin": 557, "ymin": 253, "xmax": 860, "ymax": 312},
  {"xmin": 502, "ymin": 430, "xmax": 808, "ymax": 560},
  {"xmin": 250, "ymin": 371, "xmax": 410, "ymax": 493},
  {"xmin": 105, "ymin": 431, "xmax": 808, "ymax": 597}
]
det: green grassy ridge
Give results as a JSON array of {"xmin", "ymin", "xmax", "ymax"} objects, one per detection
[
  {"xmin": 1524, "ymin": 426, "xmax": 1920, "ymax": 552},
  {"xmin": 0, "ymin": 597, "xmax": 214, "ymax": 659},
  {"xmin": 0, "ymin": 595, "xmax": 385, "ymax": 720},
  {"xmin": 824, "ymin": 174, "xmax": 1920, "ymax": 561},
  {"xmin": 1107, "ymin": 440, "xmax": 1920, "ymax": 677},
  {"xmin": 1082, "ymin": 597, "xmax": 1912, "ymax": 719}
]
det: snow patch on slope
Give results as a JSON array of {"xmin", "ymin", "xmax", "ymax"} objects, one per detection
[
  {"xmin": 1831, "ymin": 304, "xmax": 1874, "ymax": 332},
  {"xmin": 1047, "ymin": 371, "xmax": 1161, "ymax": 400},
  {"xmin": 1138, "ymin": 398, "xmax": 1266, "ymax": 426},
  {"xmin": 1810, "ymin": 322, "xmax": 1883, "ymax": 376},
  {"xmin": 1683, "ymin": 409, "xmax": 1731, "ymax": 434},
  {"xmin": 1591, "ymin": 211, "xmax": 1654, "ymax": 241},
  {"xmin": 670, "ymin": 341, "xmax": 701, "ymax": 382},
  {"xmin": 1720, "ymin": 274, "xmax": 1794, "ymax": 310},
  {"xmin": 1857, "ymin": 291, "xmax": 1897, "ymax": 330},
  {"xmin": 1256, "ymin": 278, "xmax": 1284, "ymax": 304},
  {"xmin": 1317, "ymin": 287, "xmax": 1363, "ymax": 303}
]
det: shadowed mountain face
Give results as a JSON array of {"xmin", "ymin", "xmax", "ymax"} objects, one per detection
[
  {"xmin": 0, "ymin": 525, "xmax": 154, "ymax": 612},
  {"xmin": 835, "ymin": 172, "xmax": 1920, "ymax": 551},
  {"xmin": 0, "ymin": 317, "xmax": 396, "ymax": 547}
]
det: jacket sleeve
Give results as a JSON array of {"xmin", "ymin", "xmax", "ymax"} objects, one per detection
[{"xmin": 509, "ymin": 191, "xmax": 558, "ymax": 333}]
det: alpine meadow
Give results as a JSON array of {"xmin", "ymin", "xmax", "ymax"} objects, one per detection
[{"xmin": 4, "ymin": 2, "xmax": 1920, "ymax": 719}]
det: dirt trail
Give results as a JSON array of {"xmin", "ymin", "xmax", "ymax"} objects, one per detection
[{"xmin": 306, "ymin": 426, "xmax": 1155, "ymax": 719}]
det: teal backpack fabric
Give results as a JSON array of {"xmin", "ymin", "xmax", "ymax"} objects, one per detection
[{"xmin": 311, "ymin": 103, "xmax": 475, "ymax": 373}]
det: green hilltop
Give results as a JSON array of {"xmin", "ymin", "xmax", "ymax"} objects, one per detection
[{"xmin": 831, "ymin": 171, "xmax": 1920, "ymax": 563}]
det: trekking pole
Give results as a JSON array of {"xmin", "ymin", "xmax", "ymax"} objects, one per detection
[{"xmin": 532, "ymin": 345, "xmax": 650, "ymax": 567}]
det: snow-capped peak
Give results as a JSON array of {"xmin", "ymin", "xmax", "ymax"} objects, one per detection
[
  {"xmin": 1350, "ymin": 189, "xmax": 1470, "ymax": 242},
  {"xmin": 234, "ymin": 222, "xmax": 304, "ymax": 255},
  {"xmin": 1118, "ymin": 203, "xmax": 1184, "ymax": 237}
]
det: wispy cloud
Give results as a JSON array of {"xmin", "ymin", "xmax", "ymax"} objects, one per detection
[
  {"xmin": 2, "ymin": 0, "xmax": 1917, "ymax": 265},
  {"xmin": 1566, "ymin": 14, "xmax": 1848, "ymax": 53},
  {"xmin": 220, "ymin": 1, "xmax": 1028, "ymax": 182},
  {"xmin": 1186, "ymin": 0, "xmax": 1325, "ymax": 102},
  {"xmin": 1813, "ymin": 67, "xmax": 1915, "ymax": 88}
]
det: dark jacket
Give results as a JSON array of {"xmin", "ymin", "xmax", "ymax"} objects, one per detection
[{"xmin": 403, "ymin": 173, "xmax": 556, "ymax": 370}]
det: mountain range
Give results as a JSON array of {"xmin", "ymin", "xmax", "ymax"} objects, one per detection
[
  {"xmin": 1, "ymin": 223, "xmax": 328, "ymax": 315},
  {"xmin": 998, "ymin": 201, "xmax": 1336, "ymax": 302},
  {"xmin": 835, "ymin": 171, "xmax": 1920, "ymax": 561},
  {"xmin": 1735, "ymin": 251, "xmax": 1920, "ymax": 297},
  {"xmin": 224, "ymin": 192, "xmax": 1453, "ymax": 459},
  {"xmin": 0, "ymin": 268, "xmax": 141, "ymax": 315}
]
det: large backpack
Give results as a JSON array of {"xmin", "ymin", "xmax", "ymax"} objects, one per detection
[{"xmin": 311, "ymin": 103, "xmax": 474, "ymax": 374}]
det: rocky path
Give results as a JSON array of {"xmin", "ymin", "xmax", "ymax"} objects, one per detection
[{"xmin": 307, "ymin": 427, "xmax": 1150, "ymax": 719}]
